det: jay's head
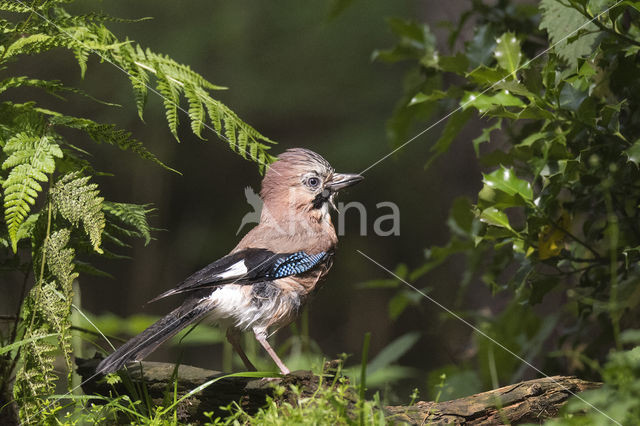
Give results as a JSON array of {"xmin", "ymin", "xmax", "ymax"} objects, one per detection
[{"xmin": 261, "ymin": 148, "xmax": 363, "ymax": 215}]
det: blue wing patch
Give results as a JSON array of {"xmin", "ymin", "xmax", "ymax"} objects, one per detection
[{"xmin": 268, "ymin": 251, "xmax": 327, "ymax": 279}]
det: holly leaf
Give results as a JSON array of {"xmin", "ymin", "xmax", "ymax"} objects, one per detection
[
  {"xmin": 479, "ymin": 207, "xmax": 513, "ymax": 231},
  {"xmin": 483, "ymin": 166, "xmax": 534, "ymax": 201},
  {"xmin": 494, "ymin": 32, "xmax": 522, "ymax": 75},
  {"xmin": 624, "ymin": 139, "xmax": 640, "ymax": 167}
]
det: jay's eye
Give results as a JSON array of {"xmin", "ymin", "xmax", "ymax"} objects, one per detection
[{"xmin": 307, "ymin": 177, "xmax": 320, "ymax": 188}]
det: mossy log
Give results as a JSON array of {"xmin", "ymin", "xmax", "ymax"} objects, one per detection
[{"xmin": 76, "ymin": 356, "xmax": 600, "ymax": 424}]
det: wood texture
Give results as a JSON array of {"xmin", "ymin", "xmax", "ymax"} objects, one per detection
[{"xmin": 385, "ymin": 376, "xmax": 600, "ymax": 424}]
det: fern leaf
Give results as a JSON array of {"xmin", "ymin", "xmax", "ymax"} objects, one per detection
[
  {"xmin": 238, "ymin": 130, "xmax": 248, "ymax": 159},
  {"xmin": 540, "ymin": 0, "xmax": 599, "ymax": 68},
  {"xmin": 224, "ymin": 118, "xmax": 238, "ymax": 151},
  {"xmin": 3, "ymin": 34, "xmax": 61, "ymax": 58},
  {"xmin": 106, "ymin": 40, "xmax": 275, "ymax": 167},
  {"xmin": 155, "ymin": 67, "xmax": 181, "ymax": 140},
  {"xmin": 207, "ymin": 98, "xmax": 223, "ymax": 134},
  {"xmin": 184, "ymin": 83, "xmax": 206, "ymax": 139},
  {"xmin": 201, "ymin": 93, "xmax": 275, "ymax": 169},
  {"xmin": 15, "ymin": 228, "xmax": 77, "ymax": 422},
  {"xmin": 0, "ymin": 77, "xmax": 66, "ymax": 99},
  {"xmin": 44, "ymin": 228, "xmax": 79, "ymax": 293},
  {"xmin": 2, "ymin": 132, "xmax": 62, "ymax": 252},
  {"xmin": 142, "ymin": 48, "xmax": 227, "ymax": 91},
  {"xmin": 249, "ymin": 138, "xmax": 259, "ymax": 161},
  {"xmin": 0, "ymin": 0, "xmax": 32, "ymax": 12},
  {"xmin": 103, "ymin": 201, "xmax": 155, "ymax": 245},
  {"xmin": 51, "ymin": 172, "xmax": 105, "ymax": 253},
  {"xmin": 120, "ymin": 44, "xmax": 150, "ymax": 120},
  {"xmin": 39, "ymin": 111, "xmax": 178, "ymax": 173}
]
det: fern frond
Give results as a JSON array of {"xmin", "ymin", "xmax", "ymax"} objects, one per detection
[
  {"xmin": 155, "ymin": 66, "xmax": 181, "ymax": 140},
  {"xmin": 0, "ymin": 77, "xmax": 68, "ymax": 99},
  {"xmin": 41, "ymin": 228, "xmax": 77, "ymax": 378},
  {"xmin": 120, "ymin": 44, "xmax": 150, "ymax": 119},
  {"xmin": 96, "ymin": 34, "xmax": 275, "ymax": 167},
  {"xmin": 44, "ymin": 228, "xmax": 79, "ymax": 294},
  {"xmin": 200, "ymin": 93, "xmax": 276, "ymax": 171},
  {"xmin": 184, "ymin": 83, "xmax": 206, "ymax": 139},
  {"xmin": 0, "ymin": 0, "xmax": 32, "ymax": 13},
  {"xmin": 141, "ymin": 48, "xmax": 227, "ymax": 91},
  {"xmin": 51, "ymin": 9, "xmax": 151, "ymax": 28},
  {"xmin": 0, "ymin": 77, "xmax": 115, "ymax": 106},
  {"xmin": 2, "ymin": 34, "xmax": 62, "ymax": 59},
  {"xmin": 51, "ymin": 172, "xmax": 105, "ymax": 253},
  {"xmin": 13, "ymin": 325, "xmax": 58, "ymax": 421},
  {"xmin": 103, "ymin": 201, "xmax": 155, "ymax": 245},
  {"xmin": 40, "ymin": 110, "xmax": 178, "ymax": 173},
  {"xmin": 2, "ymin": 132, "xmax": 62, "ymax": 252},
  {"xmin": 2, "ymin": 6, "xmax": 276, "ymax": 170},
  {"xmin": 15, "ymin": 228, "xmax": 77, "ymax": 422}
]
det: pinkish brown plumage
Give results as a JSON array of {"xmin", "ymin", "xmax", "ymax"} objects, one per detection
[{"xmin": 96, "ymin": 148, "xmax": 362, "ymax": 375}]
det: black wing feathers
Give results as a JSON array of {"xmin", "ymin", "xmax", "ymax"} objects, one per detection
[{"xmin": 149, "ymin": 248, "xmax": 329, "ymax": 302}]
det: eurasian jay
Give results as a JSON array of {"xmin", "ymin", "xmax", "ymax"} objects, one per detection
[{"xmin": 96, "ymin": 148, "xmax": 363, "ymax": 375}]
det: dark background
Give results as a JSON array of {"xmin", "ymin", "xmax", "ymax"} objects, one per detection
[{"xmin": 6, "ymin": 0, "xmax": 490, "ymax": 400}]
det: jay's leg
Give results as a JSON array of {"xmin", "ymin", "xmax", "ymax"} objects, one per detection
[
  {"xmin": 253, "ymin": 329, "xmax": 290, "ymax": 375},
  {"xmin": 226, "ymin": 329, "xmax": 257, "ymax": 371}
]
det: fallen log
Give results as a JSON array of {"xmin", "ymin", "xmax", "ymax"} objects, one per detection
[
  {"xmin": 76, "ymin": 356, "xmax": 600, "ymax": 424},
  {"xmin": 385, "ymin": 376, "xmax": 600, "ymax": 424}
]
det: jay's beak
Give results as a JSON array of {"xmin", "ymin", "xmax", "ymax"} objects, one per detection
[{"xmin": 327, "ymin": 173, "xmax": 364, "ymax": 192}]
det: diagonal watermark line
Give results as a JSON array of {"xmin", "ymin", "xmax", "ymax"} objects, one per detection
[
  {"xmin": 359, "ymin": 0, "xmax": 625, "ymax": 176},
  {"xmin": 356, "ymin": 249, "xmax": 621, "ymax": 426},
  {"xmin": 13, "ymin": 0, "xmax": 277, "ymax": 174}
]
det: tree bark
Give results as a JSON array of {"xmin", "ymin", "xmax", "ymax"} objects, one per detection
[
  {"xmin": 385, "ymin": 376, "xmax": 600, "ymax": 425},
  {"xmin": 76, "ymin": 357, "xmax": 600, "ymax": 424}
]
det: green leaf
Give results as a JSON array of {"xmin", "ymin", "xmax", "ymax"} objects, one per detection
[
  {"xmin": 42, "ymin": 110, "xmax": 178, "ymax": 173},
  {"xmin": 425, "ymin": 108, "xmax": 473, "ymax": 169},
  {"xmin": 438, "ymin": 52, "xmax": 469, "ymax": 73},
  {"xmin": 465, "ymin": 25, "xmax": 497, "ymax": 67},
  {"xmin": 409, "ymin": 90, "xmax": 449, "ymax": 106},
  {"xmin": 494, "ymin": 32, "xmax": 522, "ymax": 75},
  {"xmin": 411, "ymin": 239, "xmax": 473, "ymax": 280},
  {"xmin": 540, "ymin": 0, "xmax": 600, "ymax": 68},
  {"xmin": 2, "ymin": 132, "xmax": 62, "ymax": 252},
  {"xmin": 482, "ymin": 166, "xmax": 533, "ymax": 201},
  {"xmin": 472, "ymin": 119, "xmax": 502, "ymax": 156},
  {"xmin": 467, "ymin": 65, "xmax": 509, "ymax": 86},
  {"xmin": 447, "ymin": 196, "xmax": 475, "ymax": 236},
  {"xmin": 623, "ymin": 139, "xmax": 640, "ymax": 166},
  {"xmin": 461, "ymin": 91, "xmax": 525, "ymax": 112},
  {"xmin": 103, "ymin": 201, "xmax": 155, "ymax": 246},
  {"xmin": 367, "ymin": 332, "xmax": 421, "ymax": 375},
  {"xmin": 372, "ymin": 19, "xmax": 437, "ymax": 65},
  {"xmin": 51, "ymin": 172, "xmax": 105, "ymax": 253},
  {"xmin": 479, "ymin": 207, "xmax": 514, "ymax": 231},
  {"xmin": 0, "ymin": 333, "xmax": 57, "ymax": 356}
]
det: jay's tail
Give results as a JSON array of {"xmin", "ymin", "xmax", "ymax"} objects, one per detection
[{"xmin": 96, "ymin": 298, "xmax": 211, "ymax": 374}]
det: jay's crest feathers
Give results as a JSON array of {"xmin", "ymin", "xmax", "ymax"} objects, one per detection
[{"xmin": 96, "ymin": 148, "xmax": 362, "ymax": 375}]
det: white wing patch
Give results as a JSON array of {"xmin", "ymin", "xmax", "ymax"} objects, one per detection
[{"xmin": 215, "ymin": 260, "xmax": 248, "ymax": 280}]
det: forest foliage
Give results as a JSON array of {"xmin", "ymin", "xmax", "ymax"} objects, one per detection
[{"xmin": 372, "ymin": 0, "xmax": 640, "ymax": 423}]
